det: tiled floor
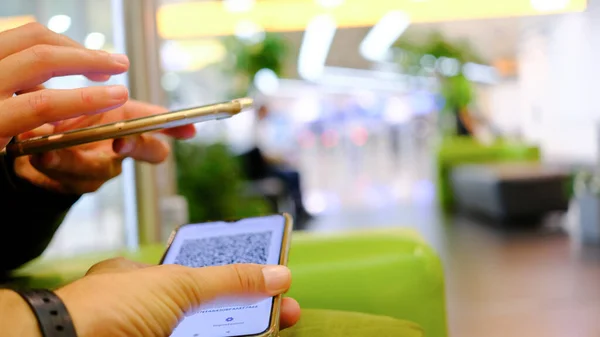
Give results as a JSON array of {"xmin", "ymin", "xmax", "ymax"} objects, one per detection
[
  {"xmin": 306, "ymin": 205, "xmax": 600, "ymax": 337},
  {"xmin": 444, "ymin": 216, "xmax": 600, "ymax": 337}
]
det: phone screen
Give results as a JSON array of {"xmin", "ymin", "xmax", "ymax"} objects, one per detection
[{"xmin": 162, "ymin": 215, "xmax": 287, "ymax": 337}]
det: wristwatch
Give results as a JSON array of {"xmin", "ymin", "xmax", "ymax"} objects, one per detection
[{"xmin": 12, "ymin": 289, "xmax": 78, "ymax": 337}]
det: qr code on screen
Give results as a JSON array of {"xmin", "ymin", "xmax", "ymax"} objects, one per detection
[{"xmin": 174, "ymin": 231, "xmax": 272, "ymax": 267}]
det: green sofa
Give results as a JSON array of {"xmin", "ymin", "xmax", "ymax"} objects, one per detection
[
  {"xmin": 11, "ymin": 228, "xmax": 447, "ymax": 337},
  {"xmin": 436, "ymin": 136, "xmax": 541, "ymax": 211}
]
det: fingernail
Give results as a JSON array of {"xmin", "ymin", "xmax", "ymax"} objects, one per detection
[
  {"xmin": 262, "ymin": 266, "xmax": 291, "ymax": 293},
  {"xmin": 110, "ymin": 53, "xmax": 129, "ymax": 66},
  {"xmin": 117, "ymin": 138, "xmax": 135, "ymax": 155},
  {"xmin": 44, "ymin": 152, "xmax": 60, "ymax": 168},
  {"xmin": 106, "ymin": 85, "xmax": 128, "ymax": 100}
]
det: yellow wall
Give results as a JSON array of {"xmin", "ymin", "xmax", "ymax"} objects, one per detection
[{"xmin": 157, "ymin": 0, "xmax": 587, "ymax": 39}]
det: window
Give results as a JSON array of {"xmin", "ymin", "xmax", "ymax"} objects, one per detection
[{"xmin": 0, "ymin": 0, "xmax": 137, "ymax": 257}]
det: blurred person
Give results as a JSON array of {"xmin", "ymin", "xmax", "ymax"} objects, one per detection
[
  {"xmin": 0, "ymin": 22, "xmax": 300, "ymax": 336},
  {"xmin": 239, "ymin": 104, "xmax": 313, "ymax": 224},
  {"xmin": 455, "ymin": 107, "xmax": 474, "ymax": 136},
  {"xmin": 455, "ymin": 106, "xmax": 500, "ymax": 140}
]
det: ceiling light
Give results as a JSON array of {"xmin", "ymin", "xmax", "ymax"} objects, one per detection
[
  {"xmin": 47, "ymin": 14, "xmax": 71, "ymax": 33},
  {"xmin": 223, "ymin": 0, "xmax": 255, "ymax": 12},
  {"xmin": 160, "ymin": 41, "xmax": 191, "ymax": 72},
  {"xmin": 463, "ymin": 62, "xmax": 499, "ymax": 84},
  {"xmin": 160, "ymin": 40, "xmax": 226, "ymax": 72},
  {"xmin": 437, "ymin": 57, "xmax": 461, "ymax": 77},
  {"xmin": 254, "ymin": 68, "xmax": 279, "ymax": 94},
  {"xmin": 291, "ymin": 96, "xmax": 321, "ymax": 123},
  {"xmin": 84, "ymin": 32, "xmax": 106, "ymax": 50},
  {"xmin": 360, "ymin": 11, "xmax": 410, "ymax": 62},
  {"xmin": 530, "ymin": 0, "xmax": 570, "ymax": 11},
  {"xmin": 420, "ymin": 54, "xmax": 436, "ymax": 70},
  {"xmin": 315, "ymin": 0, "xmax": 344, "ymax": 8},
  {"xmin": 297, "ymin": 15, "xmax": 337, "ymax": 81},
  {"xmin": 234, "ymin": 20, "xmax": 265, "ymax": 44}
]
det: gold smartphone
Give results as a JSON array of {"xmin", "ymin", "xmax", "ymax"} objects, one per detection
[
  {"xmin": 4, "ymin": 98, "xmax": 253, "ymax": 157},
  {"xmin": 160, "ymin": 213, "xmax": 293, "ymax": 337}
]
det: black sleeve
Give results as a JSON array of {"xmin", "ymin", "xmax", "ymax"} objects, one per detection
[{"xmin": 0, "ymin": 153, "xmax": 80, "ymax": 274}]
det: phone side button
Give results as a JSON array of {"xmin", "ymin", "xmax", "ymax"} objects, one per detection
[{"xmin": 166, "ymin": 115, "xmax": 186, "ymax": 122}]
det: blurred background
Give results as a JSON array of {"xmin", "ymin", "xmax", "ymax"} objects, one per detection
[{"xmin": 2, "ymin": 0, "xmax": 600, "ymax": 335}]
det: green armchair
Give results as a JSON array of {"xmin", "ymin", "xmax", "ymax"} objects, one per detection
[{"xmin": 12, "ymin": 228, "xmax": 447, "ymax": 337}]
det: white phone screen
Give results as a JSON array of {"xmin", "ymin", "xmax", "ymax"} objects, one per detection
[{"xmin": 162, "ymin": 215, "xmax": 286, "ymax": 337}]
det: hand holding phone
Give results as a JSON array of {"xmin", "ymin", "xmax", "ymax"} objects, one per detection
[
  {"xmin": 51, "ymin": 235, "xmax": 299, "ymax": 337},
  {"xmin": 4, "ymin": 98, "xmax": 253, "ymax": 158},
  {"xmin": 1, "ymin": 98, "xmax": 251, "ymax": 194},
  {"xmin": 160, "ymin": 214, "xmax": 294, "ymax": 337}
]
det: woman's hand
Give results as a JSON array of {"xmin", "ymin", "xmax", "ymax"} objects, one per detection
[
  {"xmin": 14, "ymin": 100, "xmax": 195, "ymax": 194},
  {"xmin": 53, "ymin": 258, "xmax": 301, "ymax": 337},
  {"xmin": 0, "ymin": 22, "xmax": 196, "ymax": 194},
  {"xmin": 0, "ymin": 22, "xmax": 130, "ymax": 149}
]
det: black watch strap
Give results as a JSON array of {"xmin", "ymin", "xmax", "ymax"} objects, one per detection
[{"xmin": 13, "ymin": 289, "xmax": 78, "ymax": 337}]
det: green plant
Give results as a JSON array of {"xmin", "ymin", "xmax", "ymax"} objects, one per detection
[
  {"xmin": 220, "ymin": 32, "xmax": 289, "ymax": 96},
  {"xmin": 395, "ymin": 32, "xmax": 483, "ymax": 112},
  {"xmin": 174, "ymin": 140, "xmax": 270, "ymax": 223}
]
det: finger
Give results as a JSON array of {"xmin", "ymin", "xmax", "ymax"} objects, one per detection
[
  {"xmin": 0, "ymin": 23, "xmax": 108, "ymax": 83},
  {"xmin": 280, "ymin": 297, "xmax": 302, "ymax": 329},
  {"xmin": 51, "ymin": 114, "xmax": 105, "ymax": 151},
  {"xmin": 86, "ymin": 257, "xmax": 151, "ymax": 276},
  {"xmin": 123, "ymin": 100, "xmax": 197, "ymax": 139},
  {"xmin": 53, "ymin": 179, "xmax": 106, "ymax": 195},
  {"xmin": 12, "ymin": 156, "xmax": 64, "ymax": 191},
  {"xmin": 53, "ymin": 114, "xmax": 104, "ymax": 133},
  {"xmin": 149, "ymin": 264, "xmax": 291, "ymax": 314},
  {"xmin": 113, "ymin": 134, "xmax": 170, "ymax": 164},
  {"xmin": 0, "ymin": 83, "xmax": 50, "ymax": 148},
  {"xmin": 0, "ymin": 85, "xmax": 128, "ymax": 139},
  {"xmin": 11, "ymin": 65, "xmax": 110, "ymax": 86},
  {"xmin": 123, "ymin": 99, "xmax": 167, "ymax": 119},
  {"xmin": 14, "ymin": 84, "xmax": 63, "ymax": 140},
  {"xmin": 0, "ymin": 45, "xmax": 129, "ymax": 96},
  {"xmin": 16, "ymin": 114, "xmax": 102, "ymax": 138},
  {"xmin": 0, "ymin": 22, "xmax": 82, "ymax": 60},
  {"xmin": 18, "ymin": 124, "xmax": 55, "ymax": 140},
  {"xmin": 160, "ymin": 125, "xmax": 197, "ymax": 139},
  {"xmin": 14, "ymin": 82, "xmax": 61, "ymax": 127},
  {"xmin": 23, "ymin": 168, "xmax": 110, "ymax": 194},
  {"xmin": 16, "ymin": 84, "xmax": 45, "ymax": 95},
  {"xmin": 13, "ymin": 154, "xmax": 103, "ymax": 194},
  {"xmin": 30, "ymin": 149, "xmax": 123, "ymax": 181},
  {"xmin": 85, "ymin": 74, "xmax": 112, "ymax": 82}
]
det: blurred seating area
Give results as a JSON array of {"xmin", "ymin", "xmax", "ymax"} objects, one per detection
[
  {"xmin": 3, "ymin": 0, "xmax": 600, "ymax": 336},
  {"xmin": 451, "ymin": 162, "xmax": 570, "ymax": 221},
  {"xmin": 435, "ymin": 137, "xmax": 542, "ymax": 212}
]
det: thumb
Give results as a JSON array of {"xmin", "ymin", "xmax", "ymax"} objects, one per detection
[
  {"xmin": 151, "ymin": 264, "xmax": 291, "ymax": 313},
  {"xmin": 0, "ymin": 137, "xmax": 11, "ymax": 150},
  {"xmin": 86, "ymin": 257, "xmax": 151, "ymax": 275}
]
